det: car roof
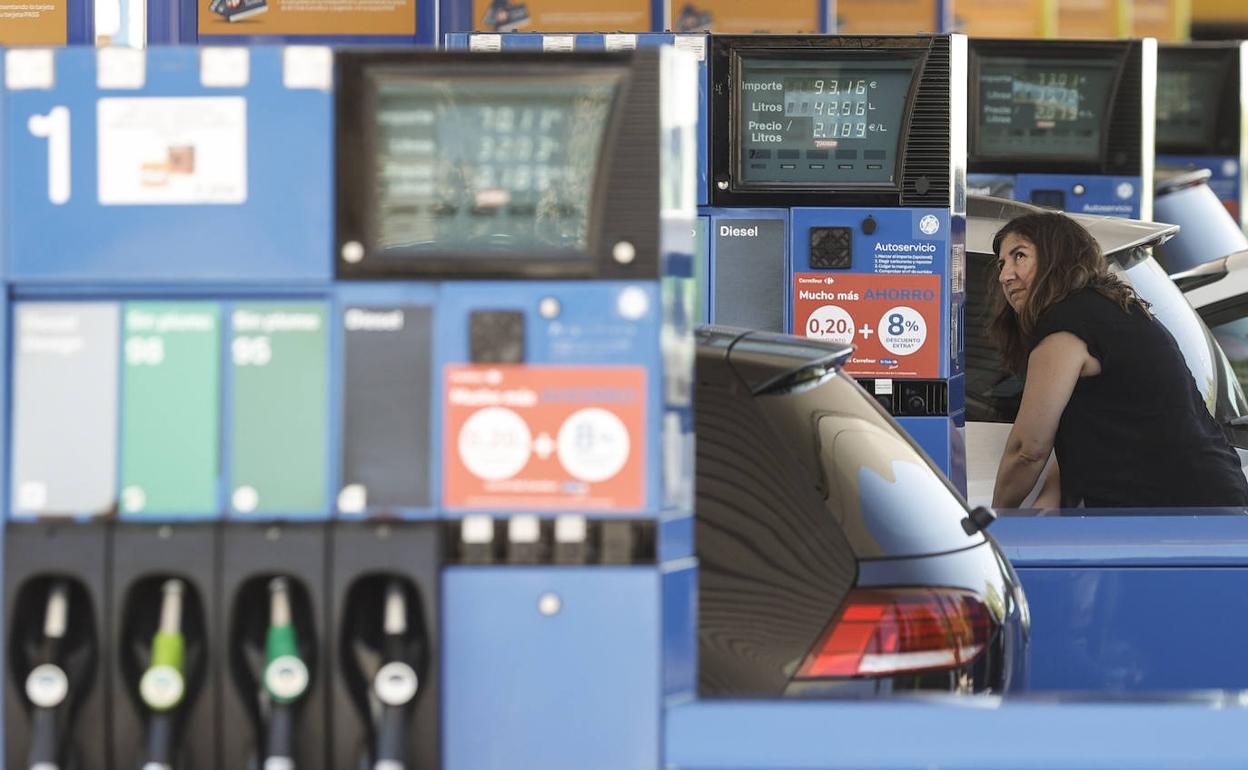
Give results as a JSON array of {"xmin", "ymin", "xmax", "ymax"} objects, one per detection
[
  {"xmin": 967, "ymin": 195, "xmax": 1180, "ymax": 257},
  {"xmin": 697, "ymin": 325, "xmax": 853, "ymax": 395}
]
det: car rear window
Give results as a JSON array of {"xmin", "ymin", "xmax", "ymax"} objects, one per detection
[{"xmin": 752, "ymin": 372, "xmax": 985, "ymax": 559}]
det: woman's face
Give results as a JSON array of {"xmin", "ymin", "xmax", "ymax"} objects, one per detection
[{"xmin": 997, "ymin": 232, "xmax": 1039, "ymax": 312}]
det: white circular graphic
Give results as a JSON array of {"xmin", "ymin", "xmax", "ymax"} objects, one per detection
[
  {"xmin": 139, "ymin": 664, "xmax": 185, "ymax": 710},
  {"xmin": 556, "ymin": 408, "xmax": 631, "ymax": 483},
  {"xmin": 538, "ymin": 297, "xmax": 561, "ymax": 319},
  {"xmin": 617, "ymin": 286, "xmax": 650, "ymax": 320},
  {"xmin": 1224, "ymin": 160, "xmax": 1239, "ymax": 177},
  {"xmin": 264, "ymin": 654, "xmax": 310, "ymax": 701},
  {"xmin": 458, "ymin": 407, "xmax": 532, "ymax": 481},
  {"xmin": 337, "ymin": 484, "xmax": 367, "ymax": 514},
  {"xmin": 232, "ymin": 485, "xmax": 259, "ymax": 514},
  {"xmin": 374, "ymin": 661, "xmax": 419, "ymax": 706},
  {"xmin": 804, "ymin": 305, "xmax": 856, "ymax": 344},
  {"xmin": 122, "ymin": 485, "xmax": 147, "ymax": 513},
  {"xmin": 341, "ymin": 240, "xmax": 365, "ymax": 264},
  {"xmin": 919, "ymin": 214, "xmax": 941, "ymax": 235},
  {"xmin": 538, "ymin": 592, "xmax": 563, "ymax": 616},
  {"xmin": 1116, "ymin": 182, "xmax": 1134, "ymax": 200},
  {"xmin": 878, "ymin": 306, "xmax": 928, "ymax": 356},
  {"xmin": 26, "ymin": 663, "xmax": 68, "ymax": 708}
]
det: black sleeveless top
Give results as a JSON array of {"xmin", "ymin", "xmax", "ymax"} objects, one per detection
[{"xmin": 1030, "ymin": 288, "xmax": 1248, "ymax": 508}]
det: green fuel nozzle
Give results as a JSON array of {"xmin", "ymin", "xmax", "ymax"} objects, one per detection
[
  {"xmin": 139, "ymin": 579, "xmax": 187, "ymax": 712},
  {"xmin": 140, "ymin": 580, "xmax": 188, "ymax": 770},
  {"xmin": 263, "ymin": 577, "xmax": 309, "ymax": 705},
  {"xmin": 262, "ymin": 578, "xmax": 307, "ymax": 770}
]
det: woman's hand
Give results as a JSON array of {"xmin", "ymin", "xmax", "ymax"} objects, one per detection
[{"xmin": 992, "ymin": 332, "xmax": 1097, "ymax": 508}]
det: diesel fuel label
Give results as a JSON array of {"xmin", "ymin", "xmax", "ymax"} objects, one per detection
[{"xmin": 792, "ymin": 273, "xmax": 942, "ymax": 379}]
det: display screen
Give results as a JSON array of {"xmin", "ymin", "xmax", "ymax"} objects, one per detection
[
  {"xmin": 975, "ymin": 57, "xmax": 1119, "ymax": 161},
  {"xmin": 1156, "ymin": 59, "xmax": 1225, "ymax": 150},
  {"xmin": 370, "ymin": 70, "xmax": 622, "ymax": 257},
  {"xmin": 736, "ymin": 57, "xmax": 918, "ymax": 186}
]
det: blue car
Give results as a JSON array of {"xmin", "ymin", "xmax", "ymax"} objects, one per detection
[{"xmin": 695, "ymin": 327, "xmax": 1029, "ymax": 697}]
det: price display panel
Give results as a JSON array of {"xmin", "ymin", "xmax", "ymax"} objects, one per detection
[
  {"xmin": 1156, "ymin": 57, "xmax": 1228, "ymax": 152},
  {"xmin": 975, "ymin": 57, "xmax": 1119, "ymax": 162},
  {"xmin": 369, "ymin": 69, "xmax": 623, "ymax": 261},
  {"xmin": 736, "ymin": 56, "xmax": 917, "ymax": 187}
]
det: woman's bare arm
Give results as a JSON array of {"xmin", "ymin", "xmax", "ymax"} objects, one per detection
[
  {"xmin": 993, "ymin": 332, "xmax": 1094, "ymax": 508},
  {"xmin": 1034, "ymin": 458, "xmax": 1061, "ymax": 508}
]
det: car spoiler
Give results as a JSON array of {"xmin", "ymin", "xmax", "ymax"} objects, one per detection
[
  {"xmin": 1171, "ymin": 254, "xmax": 1231, "ymax": 292},
  {"xmin": 967, "ymin": 195, "xmax": 1180, "ymax": 256},
  {"xmin": 1155, "ymin": 166, "xmax": 1213, "ymax": 197},
  {"xmin": 696, "ymin": 325, "xmax": 854, "ymax": 395}
]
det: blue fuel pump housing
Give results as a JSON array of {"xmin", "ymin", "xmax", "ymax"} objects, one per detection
[
  {"xmin": 968, "ymin": 38, "xmax": 1156, "ymax": 222},
  {"xmin": 705, "ymin": 34, "xmax": 968, "ymax": 491}
]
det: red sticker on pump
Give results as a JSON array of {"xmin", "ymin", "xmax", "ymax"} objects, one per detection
[
  {"xmin": 792, "ymin": 273, "xmax": 942, "ymax": 379},
  {"xmin": 443, "ymin": 365, "xmax": 646, "ymax": 511}
]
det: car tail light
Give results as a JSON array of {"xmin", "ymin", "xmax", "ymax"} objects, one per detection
[{"xmin": 795, "ymin": 588, "xmax": 996, "ymax": 679}]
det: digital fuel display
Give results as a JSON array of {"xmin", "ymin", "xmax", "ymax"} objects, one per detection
[
  {"xmin": 1156, "ymin": 59, "xmax": 1225, "ymax": 151},
  {"xmin": 370, "ymin": 70, "xmax": 622, "ymax": 257},
  {"xmin": 975, "ymin": 57, "xmax": 1118, "ymax": 161},
  {"xmin": 737, "ymin": 57, "xmax": 917, "ymax": 186}
]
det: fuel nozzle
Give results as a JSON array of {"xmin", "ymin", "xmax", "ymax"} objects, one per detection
[
  {"xmin": 139, "ymin": 579, "xmax": 187, "ymax": 770},
  {"xmin": 372, "ymin": 580, "xmax": 419, "ymax": 770},
  {"xmin": 26, "ymin": 581, "xmax": 70, "ymax": 770},
  {"xmin": 262, "ymin": 577, "xmax": 309, "ymax": 770}
]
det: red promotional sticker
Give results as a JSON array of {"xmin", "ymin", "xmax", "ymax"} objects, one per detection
[
  {"xmin": 792, "ymin": 273, "xmax": 942, "ymax": 379},
  {"xmin": 444, "ymin": 365, "xmax": 646, "ymax": 511}
]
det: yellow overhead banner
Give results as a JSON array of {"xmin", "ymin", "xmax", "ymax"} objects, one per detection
[
  {"xmin": 1192, "ymin": 0, "xmax": 1248, "ymax": 22},
  {"xmin": 199, "ymin": 0, "xmax": 416, "ymax": 35},
  {"xmin": 472, "ymin": 0, "xmax": 649, "ymax": 32},
  {"xmin": 834, "ymin": 0, "xmax": 942, "ymax": 33},
  {"xmin": 0, "ymin": 0, "xmax": 67, "ymax": 44},
  {"xmin": 953, "ymin": 0, "xmax": 1055, "ymax": 38},
  {"xmin": 1057, "ymin": 0, "xmax": 1128, "ymax": 37},
  {"xmin": 671, "ymin": 0, "xmax": 821, "ymax": 33},
  {"xmin": 1131, "ymin": 0, "xmax": 1189, "ymax": 40}
]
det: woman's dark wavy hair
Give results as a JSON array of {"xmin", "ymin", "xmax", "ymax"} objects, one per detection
[{"xmin": 989, "ymin": 211, "xmax": 1146, "ymax": 376}]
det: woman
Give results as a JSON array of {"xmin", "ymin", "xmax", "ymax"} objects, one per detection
[{"xmin": 990, "ymin": 211, "xmax": 1248, "ymax": 509}]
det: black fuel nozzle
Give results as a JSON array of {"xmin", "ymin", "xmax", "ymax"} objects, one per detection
[
  {"xmin": 371, "ymin": 580, "xmax": 420, "ymax": 770},
  {"xmin": 139, "ymin": 579, "xmax": 188, "ymax": 770},
  {"xmin": 26, "ymin": 581, "xmax": 70, "ymax": 770},
  {"xmin": 262, "ymin": 577, "xmax": 309, "ymax": 770}
]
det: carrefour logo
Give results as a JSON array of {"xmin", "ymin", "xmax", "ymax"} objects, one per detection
[{"xmin": 919, "ymin": 215, "xmax": 940, "ymax": 236}]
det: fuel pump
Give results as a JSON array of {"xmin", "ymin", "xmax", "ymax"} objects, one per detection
[
  {"xmin": 707, "ymin": 34, "xmax": 968, "ymax": 486},
  {"xmin": 968, "ymin": 38, "xmax": 1156, "ymax": 221},
  {"xmin": 1156, "ymin": 42, "xmax": 1247, "ymax": 227},
  {"xmin": 333, "ymin": 46, "xmax": 698, "ymax": 770},
  {"xmin": 1153, "ymin": 41, "xmax": 1248, "ymax": 271}
]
